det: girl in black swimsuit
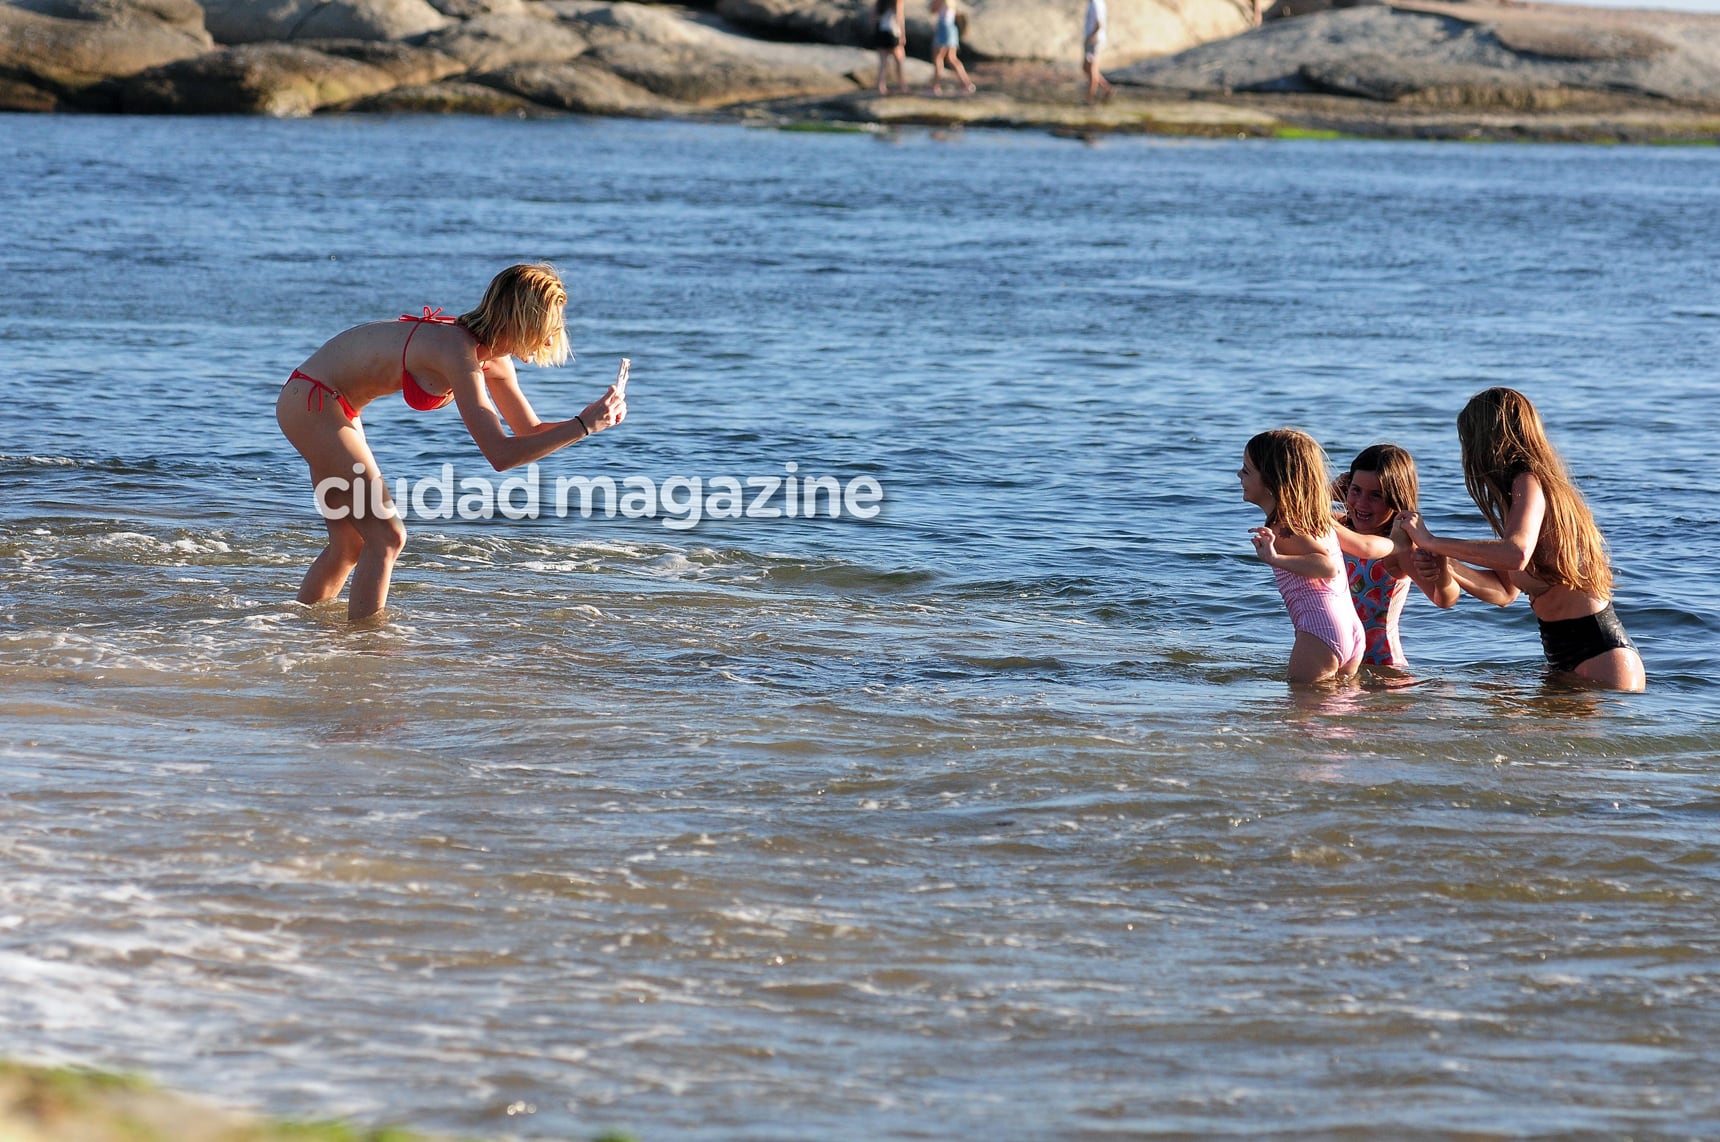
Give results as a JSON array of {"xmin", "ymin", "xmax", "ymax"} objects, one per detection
[{"xmin": 1398, "ymin": 387, "xmax": 1645, "ymax": 692}]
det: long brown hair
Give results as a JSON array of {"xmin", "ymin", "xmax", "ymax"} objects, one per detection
[
  {"xmin": 1457, "ymin": 387, "xmax": 1612, "ymax": 598},
  {"xmin": 1247, "ymin": 428, "xmax": 1335, "ymax": 539}
]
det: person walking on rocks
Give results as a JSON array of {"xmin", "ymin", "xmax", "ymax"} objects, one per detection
[
  {"xmin": 929, "ymin": 0, "xmax": 976, "ymax": 95},
  {"xmin": 873, "ymin": 0, "xmax": 907, "ymax": 94},
  {"xmin": 1082, "ymin": 0, "xmax": 1113, "ymax": 104}
]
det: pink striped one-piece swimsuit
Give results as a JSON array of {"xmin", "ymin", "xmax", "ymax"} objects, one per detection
[{"xmin": 1272, "ymin": 530, "xmax": 1366, "ymax": 666}]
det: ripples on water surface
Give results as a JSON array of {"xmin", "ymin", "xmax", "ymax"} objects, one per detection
[{"xmin": 2, "ymin": 116, "xmax": 1719, "ymax": 1138}]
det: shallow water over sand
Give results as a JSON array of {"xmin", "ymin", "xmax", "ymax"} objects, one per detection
[{"xmin": 2, "ymin": 116, "xmax": 1719, "ymax": 1138}]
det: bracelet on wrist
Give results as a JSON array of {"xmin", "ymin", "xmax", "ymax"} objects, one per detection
[{"xmin": 575, "ymin": 413, "xmax": 591, "ymax": 438}]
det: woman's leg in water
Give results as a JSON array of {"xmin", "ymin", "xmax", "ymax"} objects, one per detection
[{"xmin": 278, "ymin": 385, "xmax": 408, "ymax": 621}]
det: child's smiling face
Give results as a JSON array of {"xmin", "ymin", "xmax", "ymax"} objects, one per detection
[{"xmin": 1344, "ymin": 468, "xmax": 1393, "ymax": 535}]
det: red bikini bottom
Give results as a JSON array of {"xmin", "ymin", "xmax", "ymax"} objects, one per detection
[{"xmin": 289, "ymin": 369, "xmax": 358, "ymax": 420}]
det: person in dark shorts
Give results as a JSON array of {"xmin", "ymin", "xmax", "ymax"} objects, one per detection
[{"xmin": 873, "ymin": 0, "xmax": 906, "ymax": 94}]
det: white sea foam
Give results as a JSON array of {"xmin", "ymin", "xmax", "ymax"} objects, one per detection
[{"xmin": 170, "ymin": 537, "xmax": 233, "ymax": 555}]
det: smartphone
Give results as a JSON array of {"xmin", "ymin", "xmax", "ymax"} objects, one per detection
[{"xmin": 615, "ymin": 357, "xmax": 630, "ymax": 398}]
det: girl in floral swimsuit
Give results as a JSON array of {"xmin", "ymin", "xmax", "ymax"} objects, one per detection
[
  {"xmin": 1332, "ymin": 443, "xmax": 1458, "ymax": 668},
  {"xmin": 275, "ymin": 263, "xmax": 628, "ymax": 622}
]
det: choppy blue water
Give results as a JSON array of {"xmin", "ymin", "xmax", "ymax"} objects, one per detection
[{"xmin": 2, "ymin": 115, "xmax": 1719, "ymax": 1139}]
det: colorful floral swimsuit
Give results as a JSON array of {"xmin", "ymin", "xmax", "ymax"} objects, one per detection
[{"xmin": 1345, "ymin": 553, "xmax": 1411, "ymax": 667}]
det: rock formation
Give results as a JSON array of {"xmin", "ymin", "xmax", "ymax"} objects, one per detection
[
  {"xmin": 0, "ymin": 0, "xmax": 212, "ymax": 107},
  {"xmin": 1113, "ymin": 1, "xmax": 1720, "ymax": 104},
  {"xmin": 0, "ymin": 0, "xmax": 1268, "ymax": 113},
  {"xmin": 3, "ymin": 0, "xmax": 1719, "ymax": 136}
]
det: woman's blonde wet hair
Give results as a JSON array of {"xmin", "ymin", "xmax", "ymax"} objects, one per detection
[
  {"xmin": 1457, "ymin": 386, "xmax": 1612, "ymax": 599},
  {"xmin": 1247, "ymin": 427, "xmax": 1336, "ymax": 538},
  {"xmin": 458, "ymin": 263, "xmax": 570, "ymax": 367},
  {"xmin": 1345, "ymin": 442, "xmax": 1419, "ymax": 516}
]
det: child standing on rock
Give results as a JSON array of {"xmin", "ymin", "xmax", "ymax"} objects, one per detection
[
  {"xmin": 929, "ymin": 0, "xmax": 976, "ymax": 95},
  {"xmin": 1083, "ymin": 0, "xmax": 1113, "ymax": 103},
  {"xmin": 873, "ymin": 0, "xmax": 907, "ymax": 93}
]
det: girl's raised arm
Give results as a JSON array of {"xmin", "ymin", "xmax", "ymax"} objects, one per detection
[
  {"xmin": 1392, "ymin": 522, "xmax": 1459, "ymax": 608},
  {"xmin": 1334, "ymin": 519, "xmax": 1393, "ymax": 562},
  {"xmin": 1444, "ymin": 557, "xmax": 1520, "ymax": 607},
  {"xmin": 1252, "ymin": 528, "xmax": 1342, "ymax": 580}
]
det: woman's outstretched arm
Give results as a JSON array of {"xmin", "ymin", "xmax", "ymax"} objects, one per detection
[
  {"xmin": 1445, "ymin": 557, "xmax": 1520, "ymax": 607},
  {"xmin": 1399, "ymin": 472, "xmax": 1545, "ymax": 573},
  {"xmin": 454, "ymin": 369, "xmax": 625, "ymax": 472}
]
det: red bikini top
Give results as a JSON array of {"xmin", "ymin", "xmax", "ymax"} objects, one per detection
[{"xmin": 398, "ymin": 307, "xmax": 459, "ymax": 411}]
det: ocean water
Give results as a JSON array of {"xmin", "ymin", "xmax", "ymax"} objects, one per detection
[{"xmin": 1, "ymin": 115, "xmax": 1718, "ymax": 1139}]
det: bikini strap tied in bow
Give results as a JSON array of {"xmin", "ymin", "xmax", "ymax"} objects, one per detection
[{"xmin": 399, "ymin": 306, "xmax": 459, "ymax": 325}]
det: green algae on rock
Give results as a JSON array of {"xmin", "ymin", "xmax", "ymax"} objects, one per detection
[{"xmin": 0, "ymin": 1061, "xmax": 640, "ymax": 1142}]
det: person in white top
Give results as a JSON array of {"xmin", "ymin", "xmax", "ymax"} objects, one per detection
[
  {"xmin": 873, "ymin": 0, "xmax": 907, "ymax": 93},
  {"xmin": 1083, "ymin": 0, "xmax": 1113, "ymax": 104},
  {"xmin": 929, "ymin": 0, "xmax": 976, "ymax": 95}
]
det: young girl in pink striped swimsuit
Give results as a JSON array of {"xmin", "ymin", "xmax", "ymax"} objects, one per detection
[{"xmin": 1240, "ymin": 428, "xmax": 1366, "ymax": 685}]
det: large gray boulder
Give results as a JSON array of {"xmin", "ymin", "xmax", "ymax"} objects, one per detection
[
  {"xmin": 297, "ymin": 36, "xmax": 466, "ymax": 82},
  {"xmin": 563, "ymin": 3, "xmax": 887, "ymax": 103},
  {"xmin": 479, "ymin": 57, "xmax": 687, "ymax": 113},
  {"xmin": 1114, "ymin": 2, "xmax": 1720, "ymax": 102},
  {"xmin": 714, "ymin": 0, "xmax": 861, "ymax": 45},
  {"xmin": 703, "ymin": 0, "xmax": 1257, "ymax": 63},
  {"xmin": 0, "ymin": 0, "xmax": 213, "ymax": 94},
  {"xmin": 199, "ymin": 0, "xmax": 449, "ymax": 43},
  {"xmin": 1489, "ymin": 18, "xmax": 1672, "ymax": 62},
  {"xmin": 560, "ymin": 1, "xmax": 731, "ymax": 47},
  {"xmin": 1115, "ymin": 6, "xmax": 1478, "ymax": 90},
  {"xmin": 0, "ymin": 73, "xmax": 59, "ymax": 109},
  {"xmin": 12, "ymin": 0, "xmax": 207, "ymax": 34},
  {"xmin": 415, "ymin": 9, "xmax": 588, "ymax": 69},
  {"xmin": 118, "ymin": 40, "xmax": 421, "ymax": 111},
  {"xmin": 962, "ymin": 0, "xmax": 1256, "ymax": 65},
  {"xmin": 343, "ymin": 76, "xmax": 551, "ymax": 109},
  {"xmin": 588, "ymin": 38, "xmax": 875, "ymax": 103},
  {"xmin": 1298, "ymin": 51, "xmax": 1562, "ymax": 104},
  {"xmin": 422, "ymin": 0, "xmax": 521, "ymax": 17}
]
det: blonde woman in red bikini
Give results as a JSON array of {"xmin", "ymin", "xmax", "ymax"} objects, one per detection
[{"xmin": 275, "ymin": 263, "xmax": 627, "ymax": 622}]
